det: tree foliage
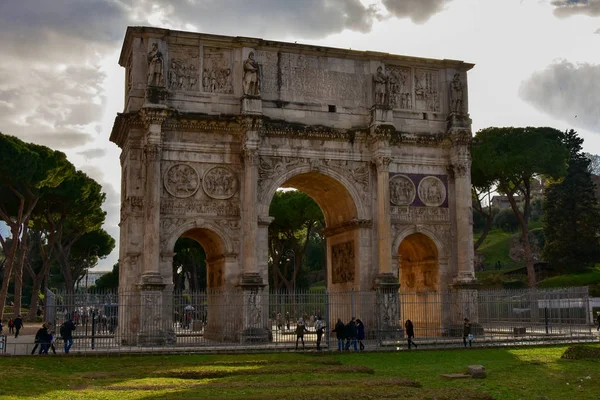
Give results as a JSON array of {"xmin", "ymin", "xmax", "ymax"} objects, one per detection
[
  {"xmin": 543, "ymin": 130, "xmax": 600, "ymax": 273},
  {"xmin": 268, "ymin": 190, "xmax": 324, "ymax": 291},
  {"xmin": 172, "ymin": 238, "xmax": 206, "ymax": 292},
  {"xmin": 93, "ymin": 263, "xmax": 119, "ymax": 291},
  {"xmin": 472, "ymin": 127, "xmax": 569, "ymax": 286},
  {"xmin": 0, "ymin": 133, "xmax": 74, "ymax": 318}
]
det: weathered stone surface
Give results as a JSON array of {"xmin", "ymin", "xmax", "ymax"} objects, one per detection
[
  {"xmin": 110, "ymin": 26, "xmax": 477, "ymax": 345},
  {"xmin": 467, "ymin": 365, "xmax": 487, "ymax": 378}
]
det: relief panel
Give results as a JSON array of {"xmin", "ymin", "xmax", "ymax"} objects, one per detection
[
  {"xmin": 332, "ymin": 241, "xmax": 355, "ymax": 284},
  {"xmin": 168, "ymin": 45, "xmax": 200, "ymax": 91},
  {"xmin": 202, "ymin": 47, "xmax": 233, "ymax": 94},
  {"xmin": 387, "ymin": 66, "xmax": 412, "ymax": 110},
  {"xmin": 414, "ymin": 69, "xmax": 440, "ymax": 112}
]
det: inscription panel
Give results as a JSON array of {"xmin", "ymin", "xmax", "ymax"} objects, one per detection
[
  {"xmin": 390, "ymin": 206, "xmax": 450, "ymax": 222},
  {"xmin": 275, "ymin": 53, "xmax": 368, "ymax": 105}
]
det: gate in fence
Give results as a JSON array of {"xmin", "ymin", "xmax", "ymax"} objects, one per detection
[{"xmin": 43, "ymin": 286, "xmax": 595, "ymax": 353}]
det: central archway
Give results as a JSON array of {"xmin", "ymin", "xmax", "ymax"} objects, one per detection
[{"xmin": 398, "ymin": 232, "xmax": 441, "ymax": 337}]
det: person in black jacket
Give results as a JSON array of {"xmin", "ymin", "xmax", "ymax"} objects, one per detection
[
  {"xmin": 13, "ymin": 315, "xmax": 23, "ymax": 338},
  {"xmin": 333, "ymin": 319, "xmax": 345, "ymax": 351},
  {"xmin": 32, "ymin": 323, "xmax": 51, "ymax": 355},
  {"xmin": 405, "ymin": 319, "xmax": 417, "ymax": 350},
  {"xmin": 344, "ymin": 317, "xmax": 358, "ymax": 351},
  {"xmin": 61, "ymin": 318, "xmax": 76, "ymax": 354}
]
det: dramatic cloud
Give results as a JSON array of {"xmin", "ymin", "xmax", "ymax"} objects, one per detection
[
  {"xmin": 519, "ymin": 60, "xmax": 600, "ymax": 133},
  {"xmin": 551, "ymin": 0, "xmax": 600, "ymax": 18},
  {"xmin": 381, "ymin": 0, "xmax": 451, "ymax": 24}
]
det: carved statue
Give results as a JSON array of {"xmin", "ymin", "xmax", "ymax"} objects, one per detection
[
  {"xmin": 243, "ymin": 52, "xmax": 260, "ymax": 96},
  {"xmin": 450, "ymin": 72, "xmax": 464, "ymax": 113},
  {"xmin": 147, "ymin": 42, "xmax": 164, "ymax": 87},
  {"xmin": 373, "ymin": 66, "xmax": 389, "ymax": 106},
  {"xmin": 168, "ymin": 59, "xmax": 179, "ymax": 90}
]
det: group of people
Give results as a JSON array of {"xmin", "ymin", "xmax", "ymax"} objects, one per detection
[
  {"xmin": 31, "ymin": 318, "xmax": 76, "ymax": 355},
  {"xmin": 294, "ymin": 314, "xmax": 327, "ymax": 350},
  {"xmin": 332, "ymin": 317, "xmax": 366, "ymax": 351},
  {"xmin": 2, "ymin": 315, "xmax": 24, "ymax": 338}
]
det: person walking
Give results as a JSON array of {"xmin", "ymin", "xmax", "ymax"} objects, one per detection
[
  {"xmin": 405, "ymin": 319, "xmax": 418, "ymax": 350},
  {"xmin": 276, "ymin": 312, "xmax": 283, "ymax": 331},
  {"xmin": 356, "ymin": 318, "xmax": 365, "ymax": 351},
  {"xmin": 333, "ymin": 318, "xmax": 345, "ymax": 351},
  {"xmin": 295, "ymin": 318, "xmax": 308, "ymax": 350},
  {"xmin": 31, "ymin": 324, "xmax": 44, "ymax": 355},
  {"xmin": 344, "ymin": 317, "xmax": 358, "ymax": 351},
  {"xmin": 314, "ymin": 316, "xmax": 325, "ymax": 351},
  {"xmin": 8, "ymin": 318, "xmax": 14, "ymax": 334},
  {"xmin": 285, "ymin": 312, "xmax": 291, "ymax": 331},
  {"xmin": 13, "ymin": 315, "xmax": 23, "ymax": 338},
  {"xmin": 48, "ymin": 330, "xmax": 57, "ymax": 355},
  {"xmin": 596, "ymin": 311, "xmax": 600, "ymax": 331},
  {"xmin": 463, "ymin": 318, "xmax": 472, "ymax": 348},
  {"xmin": 61, "ymin": 317, "xmax": 76, "ymax": 354}
]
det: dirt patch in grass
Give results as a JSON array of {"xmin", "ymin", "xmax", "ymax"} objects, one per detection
[
  {"xmin": 561, "ymin": 345, "xmax": 600, "ymax": 361},
  {"xmin": 160, "ymin": 364, "xmax": 374, "ymax": 380},
  {"xmin": 79, "ymin": 371, "xmax": 122, "ymax": 379}
]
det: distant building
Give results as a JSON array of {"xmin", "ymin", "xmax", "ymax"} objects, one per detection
[
  {"xmin": 491, "ymin": 195, "xmax": 522, "ymax": 209},
  {"xmin": 81, "ymin": 271, "xmax": 108, "ymax": 288}
]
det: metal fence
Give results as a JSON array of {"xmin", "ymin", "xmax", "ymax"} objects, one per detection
[{"xmin": 5, "ymin": 286, "xmax": 596, "ymax": 355}]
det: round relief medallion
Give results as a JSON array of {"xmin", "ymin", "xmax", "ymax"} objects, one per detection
[
  {"xmin": 202, "ymin": 166, "xmax": 238, "ymax": 199},
  {"xmin": 164, "ymin": 164, "xmax": 200, "ymax": 198},
  {"xmin": 389, "ymin": 174, "xmax": 416, "ymax": 206},
  {"xmin": 417, "ymin": 176, "xmax": 446, "ymax": 207}
]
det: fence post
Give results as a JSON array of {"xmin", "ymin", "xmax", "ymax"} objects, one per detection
[
  {"xmin": 91, "ymin": 310, "xmax": 96, "ymax": 350},
  {"xmin": 325, "ymin": 291, "xmax": 330, "ymax": 349},
  {"xmin": 544, "ymin": 307, "xmax": 548, "ymax": 335}
]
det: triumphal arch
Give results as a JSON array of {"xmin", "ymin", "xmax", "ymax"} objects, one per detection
[{"xmin": 110, "ymin": 26, "xmax": 476, "ymax": 345}]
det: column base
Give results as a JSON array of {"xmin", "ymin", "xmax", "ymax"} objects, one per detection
[
  {"xmin": 375, "ymin": 273, "xmax": 403, "ymax": 340},
  {"xmin": 138, "ymin": 330, "xmax": 177, "ymax": 347},
  {"xmin": 238, "ymin": 273, "xmax": 270, "ymax": 343}
]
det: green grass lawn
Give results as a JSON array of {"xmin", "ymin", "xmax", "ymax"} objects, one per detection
[{"xmin": 1, "ymin": 345, "xmax": 600, "ymax": 399}]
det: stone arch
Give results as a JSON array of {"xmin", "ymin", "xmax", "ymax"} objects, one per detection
[
  {"xmin": 165, "ymin": 219, "xmax": 235, "ymax": 257},
  {"xmin": 392, "ymin": 225, "xmax": 447, "ymax": 262},
  {"xmin": 257, "ymin": 164, "xmax": 367, "ymax": 225}
]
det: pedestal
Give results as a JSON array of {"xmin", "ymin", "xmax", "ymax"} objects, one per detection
[
  {"xmin": 137, "ymin": 283, "xmax": 176, "ymax": 346},
  {"xmin": 241, "ymin": 96, "xmax": 262, "ymax": 115},
  {"xmin": 447, "ymin": 281, "xmax": 483, "ymax": 337},
  {"xmin": 238, "ymin": 273, "xmax": 271, "ymax": 343},
  {"xmin": 375, "ymin": 273, "xmax": 403, "ymax": 340}
]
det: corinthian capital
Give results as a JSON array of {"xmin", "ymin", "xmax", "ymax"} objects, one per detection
[
  {"xmin": 372, "ymin": 156, "xmax": 391, "ymax": 172},
  {"xmin": 242, "ymin": 146, "xmax": 260, "ymax": 166},
  {"xmin": 449, "ymin": 162, "xmax": 470, "ymax": 178},
  {"xmin": 144, "ymin": 143, "xmax": 161, "ymax": 162}
]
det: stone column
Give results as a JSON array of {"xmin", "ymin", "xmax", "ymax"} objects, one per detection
[
  {"xmin": 449, "ymin": 125, "xmax": 475, "ymax": 284},
  {"xmin": 138, "ymin": 107, "xmax": 172, "ymax": 346},
  {"xmin": 374, "ymin": 155, "xmax": 392, "ymax": 276}
]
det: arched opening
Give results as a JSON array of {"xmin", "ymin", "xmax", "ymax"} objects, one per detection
[
  {"xmin": 170, "ymin": 227, "xmax": 230, "ymax": 340},
  {"xmin": 398, "ymin": 233, "xmax": 441, "ymax": 336}
]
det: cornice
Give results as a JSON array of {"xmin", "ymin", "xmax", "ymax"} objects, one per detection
[{"xmin": 323, "ymin": 219, "xmax": 372, "ymax": 237}]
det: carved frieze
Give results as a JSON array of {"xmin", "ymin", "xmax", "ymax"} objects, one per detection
[
  {"xmin": 161, "ymin": 198, "xmax": 240, "ymax": 216},
  {"xmin": 323, "ymin": 219, "xmax": 372, "ymax": 237},
  {"xmin": 390, "ymin": 206, "xmax": 450, "ymax": 222},
  {"xmin": 202, "ymin": 47, "xmax": 233, "ymax": 94},
  {"xmin": 387, "ymin": 66, "xmax": 412, "ymax": 110},
  {"xmin": 168, "ymin": 45, "xmax": 200, "ymax": 91},
  {"xmin": 332, "ymin": 241, "xmax": 355, "ymax": 284},
  {"xmin": 390, "ymin": 175, "xmax": 416, "ymax": 206},
  {"xmin": 202, "ymin": 166, "xmax": 238, "ymax": 200},
  {"xmin": 418, "ymin": 176, "xmax": 446, "ymax": 207},
  {"xmin": 164, "ymin": 164, "xmax": 200, "ymax": 198},
  {"xmin": 414, "ymin": 69, "xmax": 439, "ymax": 112}
]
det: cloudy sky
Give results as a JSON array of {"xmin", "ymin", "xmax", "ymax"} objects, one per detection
[{"xmin": 0, "ymin": 0, "xmax": 598, "ymax": 271}]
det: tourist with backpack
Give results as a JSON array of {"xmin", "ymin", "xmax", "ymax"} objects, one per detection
[{"xmin": 60, "ymin": 318, "xmax": 76, "ymax": 354}]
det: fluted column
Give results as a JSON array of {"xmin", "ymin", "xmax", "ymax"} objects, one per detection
[
  {"xmin": 374, "ymin": 155, "xmax": 392, "ymax": 275},
  {"xmin": 450, "ymin": 129, "xmax": 475, "ymax": 283},
  {"xmin": 140, "ymin": 108, "xmax": 169, "ymax": 285},
  {"xmin": 242, "ymin": 139, "xmax": 260, "ymax": 275}
]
